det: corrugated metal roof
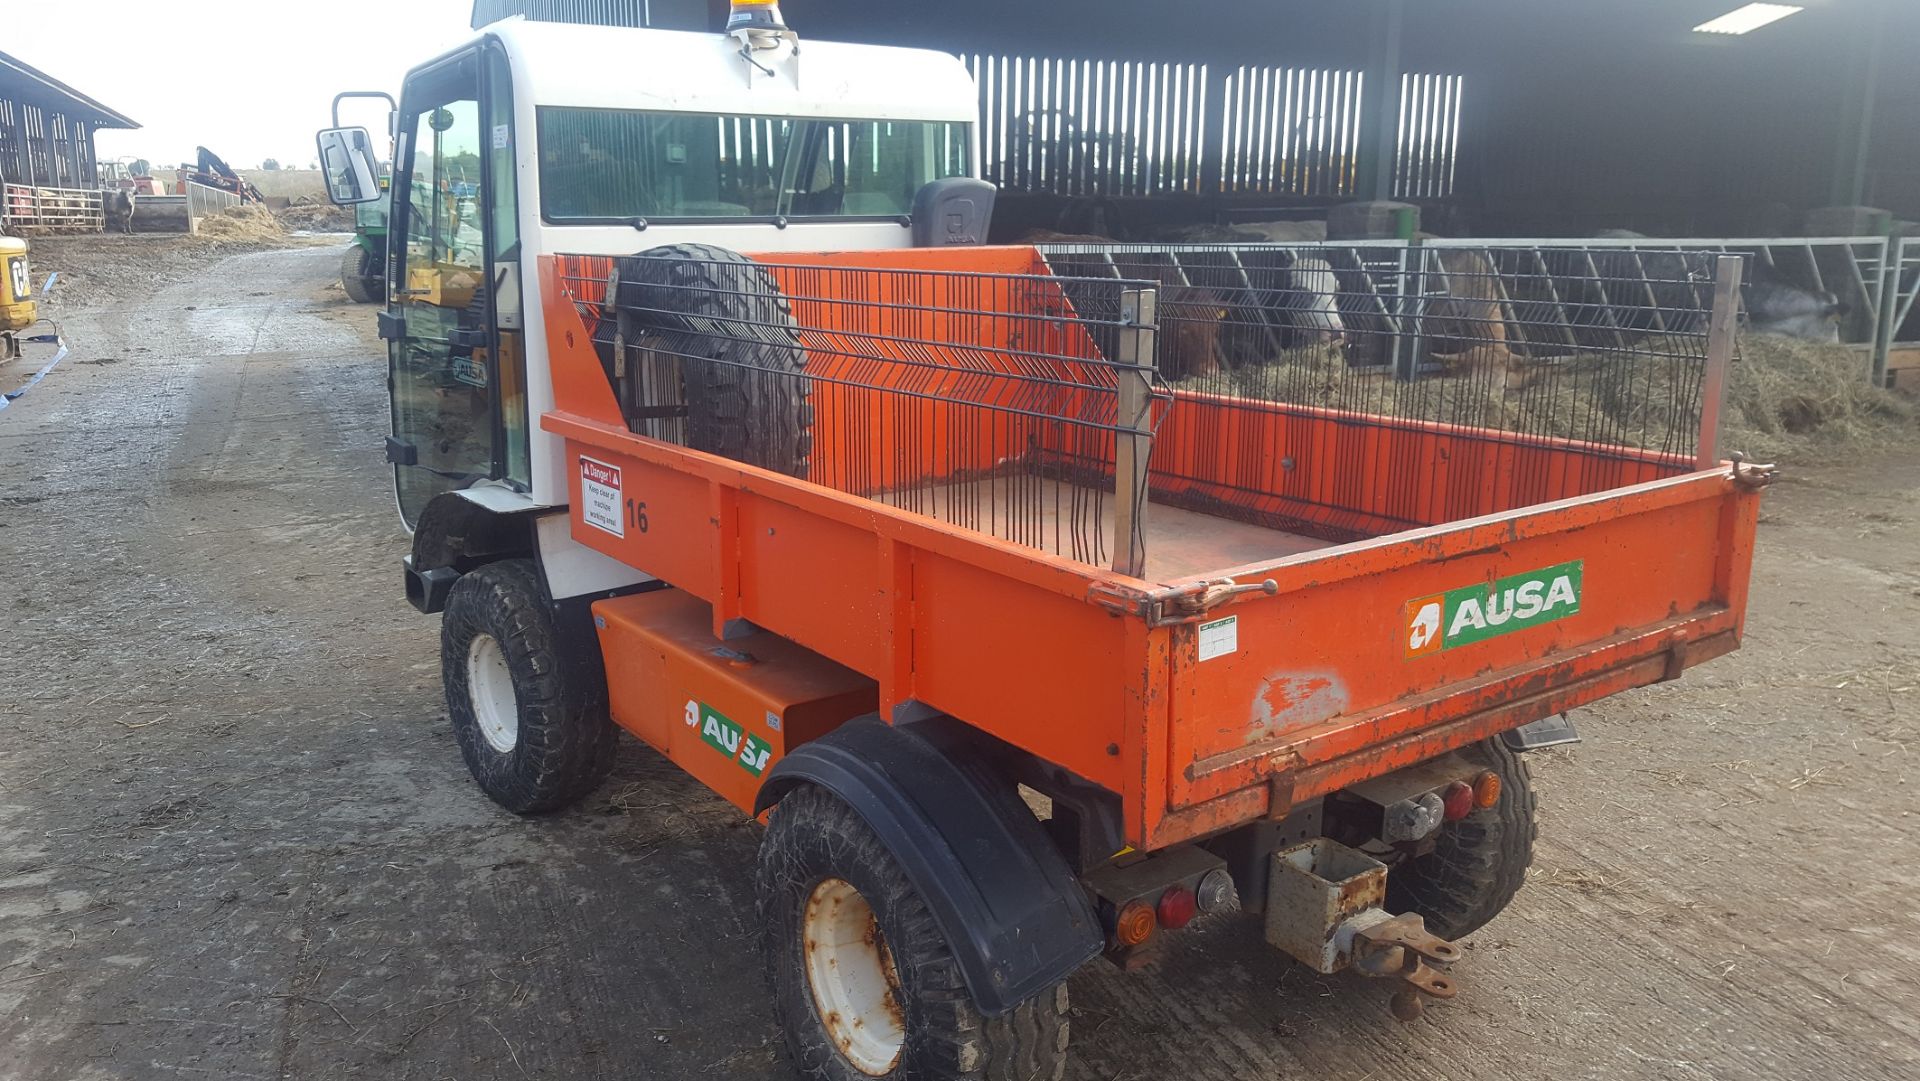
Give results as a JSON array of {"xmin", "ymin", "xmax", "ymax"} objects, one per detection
[{"xmin": 0, "ymin": 49, "xmax": 139, "ymax": 129}]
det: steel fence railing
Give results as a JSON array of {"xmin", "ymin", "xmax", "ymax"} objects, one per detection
[
  {"xmin": 1877, "ymin": 234, "xmax": 1920, "ymax": 386},
  {"xmin": 1441, "ymin": 235, "xmax": 1887, "ymax": 356},
  {"xmin": 1, "ymin": 184, "xmax": 103, "ymax": 233},
  {"xmin": 1040, "ymin": 240, "xmax": 1722, "ymax": 460},
  {"xmin": 184, "ymin": 181, "xmax": 243, "ymax": 225},
  {"xmin": 1041, "ymin": 235, "xmax": 1896, "ymax": 389}
]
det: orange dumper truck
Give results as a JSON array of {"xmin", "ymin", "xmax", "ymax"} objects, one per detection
[{"xmin": 318, "ymin": 7, "xmax": 1768, "ymax": 1078}]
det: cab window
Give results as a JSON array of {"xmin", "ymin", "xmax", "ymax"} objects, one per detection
[{"xmin": 537, "ymin": 108, "xmax": 970, "ymax": 222}]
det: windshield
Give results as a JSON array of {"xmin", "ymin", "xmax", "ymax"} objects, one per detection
[{"xmin": 537, "ymin": 108, "xmax": 971, "ymax": 222}]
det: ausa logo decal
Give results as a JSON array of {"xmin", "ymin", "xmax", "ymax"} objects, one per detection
[
  {"xmin": 686, "ymin": 699, "xmax": 774, "ymax": 777},
  {"xmin": 1405, "ymin": 561, "xmax": 1583, "ymax": 657}
]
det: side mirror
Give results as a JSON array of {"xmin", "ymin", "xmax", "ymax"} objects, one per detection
[{"xmin": 316, "ymin": 127, "xmax": 382, "ymax": 206}]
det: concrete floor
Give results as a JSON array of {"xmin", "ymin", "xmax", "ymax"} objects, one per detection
[{"xmin": 2, "ymin": 243, "xmax": 1918, "ymax": 1081}]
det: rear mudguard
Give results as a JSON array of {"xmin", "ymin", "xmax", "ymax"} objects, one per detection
[{"xmin": 755, "ymin": 716, "xmax": 1103, "ymax": 1015}]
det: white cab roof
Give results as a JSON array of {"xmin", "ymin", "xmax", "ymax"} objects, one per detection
[{"xmin": 482, "ymin": 18, "xmax": 977, "ymax": 122}]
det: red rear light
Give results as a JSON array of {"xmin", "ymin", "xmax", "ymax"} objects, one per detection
[
  {"xmin": 1441, "ymin": 781, "xmax": 1474, "ymax": 821},
  {"xmin": 1156, "ymin": 886, "xmax": 1198, "ymax": 930},
  {"xmin": 1114, "ymin": 900, "xmax": 1156, "ymax": 946}
]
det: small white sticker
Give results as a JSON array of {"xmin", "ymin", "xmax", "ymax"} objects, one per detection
[
  {"xmin": 765, "ymin": 710, "xmax": 782, "ymax": 732},
  {"xmin": 580, "ymin": 457, "xmax": 624, "ymax": 537},
  {"xmin": 492, "ymin": 123, "xmax": 510, "ymax": 150},
  {"xmin": 1197, "ymin": 616, "xmax": 1239, "ymax": 662}
]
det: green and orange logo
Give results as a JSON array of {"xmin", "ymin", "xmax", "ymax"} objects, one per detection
[
  {"xmin": 686, "ymin": 699, "xmax": 775, "ymax": 776},
  {"xmin": 1406, "ymin": 561, "xmax": 1583, "ymax": 657}
]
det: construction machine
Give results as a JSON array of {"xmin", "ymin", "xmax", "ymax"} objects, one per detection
[
  {"xmin": 185, "ymin": 146, "xmax": 265, "ymax": 203},
  {"xmin": 316, "ymin": 4, "xmax": 1769, "ymax": 1078},
  {"xmin": 2, "ymin": 235, "xmax": 35, "ymax": 362}
]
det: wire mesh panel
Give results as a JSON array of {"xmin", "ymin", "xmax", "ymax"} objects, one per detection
[
  {"xmin": 1038, "ymin": 241, "xmax": 1721, "ymax": 540},
  {"xmin": 967, "ymin": 54, "xmax": 1208, "ymax": 197},
  {"xmin": 557, "ymin": 252, "xmax": 1170, "ymax": 568}
]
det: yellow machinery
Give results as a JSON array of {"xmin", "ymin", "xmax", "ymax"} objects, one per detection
[{"xmin": 2, "ymin": 235, "xmax": 37, "ymax": 361}]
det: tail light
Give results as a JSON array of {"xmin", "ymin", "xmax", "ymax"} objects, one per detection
[
  {"xmin": 1472, "ymin": 770, "xmax": 1502, "ymax": 809},
  {"xmin": 1195, "ymin": 868, "xmax": 1236, "ymax": 913},
  {"xmin": 1156, "ymin": 886, "xmax": 1198, "ymax": 931},
  {"xmin": 1441, "ymin": 781, "xmax": 1474, "ymax": 821},
  {"xmin": 1114, "ymin": 900, "xmax": 1156, "ymax": 946}
]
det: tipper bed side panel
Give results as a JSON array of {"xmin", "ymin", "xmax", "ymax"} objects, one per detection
[
  {"xmin": 1149, "ymin": 388, "xmax": 1689, "ymax": 542},
  {"xmin": 1150, "ymin": 470, "xmax": 1759, "ymax": 842},
  {"xmin": 554, "ymin": 428, "xmax": 1137, "ymax": 792}
]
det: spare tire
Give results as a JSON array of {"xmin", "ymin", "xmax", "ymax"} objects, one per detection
[{"xmin": 608, "ymin": 243, "xmax": 812, "ymax": 478}]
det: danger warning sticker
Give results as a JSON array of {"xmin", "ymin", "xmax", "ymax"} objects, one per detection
[{"xmin": 580, "ymin": 457, "xmax": 624, "ymax": 537}]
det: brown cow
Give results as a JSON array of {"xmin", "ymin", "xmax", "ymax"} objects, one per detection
[
  {"xmin": 1139, "ymin": 263, "xmax": 1226, "ymax": 381},
  {"xmin": 1423, "ymin": 247, "xmax": 1527, "ymax": 389}
]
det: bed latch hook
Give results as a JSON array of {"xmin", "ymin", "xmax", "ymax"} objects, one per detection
[
  {"xmin": 1728, "ymin": 452, "xmax": 1779, "ymax": 490},
  {"xmin": 1176, "ymin": 577, "xmax": 1280, "ymax": 617}
]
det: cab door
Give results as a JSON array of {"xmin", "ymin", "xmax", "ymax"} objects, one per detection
[{"xmin": 385, "ymin": 45, "xmax": 528, "ymax": 527}]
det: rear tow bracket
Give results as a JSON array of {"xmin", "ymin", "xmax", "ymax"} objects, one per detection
[
  {"xmin": 1348, "ymin": 911, "xmax": 1462, "ymax": 1020},
  {"xmin": 1263, "ymin": 839, "xmax": 1464, "ymax": 1021}
]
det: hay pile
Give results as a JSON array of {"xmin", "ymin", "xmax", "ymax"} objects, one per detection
[
  {"xmin": 1724, "ymin": 336, "xmax": 1914, "ymax": 458},
  {"xmin": 276, "ymin": 199, "xmax": 354, "ymax": 232},
  {"xmin": 1176, "ymin": 333, "xmax": 1914, "ymax": 463},
  {"xmin": 195, "ymin": 204, "xmax": 286, "ymax": 244}
]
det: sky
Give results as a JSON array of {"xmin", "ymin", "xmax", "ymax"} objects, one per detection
[{"xmin": 9, "ymin": 0, "xmax": 477, "ymax": 171}]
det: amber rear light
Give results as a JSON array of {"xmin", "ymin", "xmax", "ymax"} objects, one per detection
[
  {"xmin": 1472, "ymin": 770, "xmax": 1502, "ymax": 809},
  {"xmin": 1114, "ymin": 901, "xmax": 1157, "ymax": 946}
]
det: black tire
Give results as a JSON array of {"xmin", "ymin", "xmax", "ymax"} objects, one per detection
[
  {"xmin": 1385, "ymin": 738, "xmax": 1538, "ymax": 939},
  {"xmin": 341, "ymin": 243, "xmax": 381, "ymax": 304},
  {"xmin": 440, "ymin": 559, "xmax": 617, "ymax": 814},
  {"xmin": 758, "ymin": 785, "xmax": 1071, "ymax": 1081},
  {"xmin": 610, "ymin": 243, "xmax": 812, "ymax": 477}
]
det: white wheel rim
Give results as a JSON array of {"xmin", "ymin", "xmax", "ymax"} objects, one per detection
[
  {"xmin": 803, "ymin": 877, "xmax": 906, "ymax": 1076},
  {"xmin": 466, "ymin": 634, "xmax": 519, "ymax": 754}
]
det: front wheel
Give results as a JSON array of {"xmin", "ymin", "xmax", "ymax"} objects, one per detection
[
  {"xmin": 341, "ymin": 242, "xmax": 382, "ymax": 304},
  {"xmin": 441, "ymin": 559, "xmax": 617, "ymax": 814},
  {"xmin": 757, "ymin": 785, "xmax": 1071, "ymax": 1081}
]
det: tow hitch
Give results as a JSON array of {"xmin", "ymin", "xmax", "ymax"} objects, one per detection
[{"xmin": 1264, "ymin": 840, "xmax": 1463, "ymax": 1021}]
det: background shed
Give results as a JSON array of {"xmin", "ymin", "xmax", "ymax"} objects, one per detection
[
  {"xmin": 0, "ymin": 49, "xmax": 139, "ymax": 190},
  {"xmin": 475, "ymin": 0, "xmax": 1916, "ymax": 239}
]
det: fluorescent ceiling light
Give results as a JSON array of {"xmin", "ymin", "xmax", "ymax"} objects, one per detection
[{"xmin": 1694, "ymin": 3, "xmax": 1805, "ymax": 35}]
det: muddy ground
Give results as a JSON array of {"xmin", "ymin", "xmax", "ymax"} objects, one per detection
[{"xmin": 1, "ymin": 244, "xmax": 1917, "ymax": 1081}]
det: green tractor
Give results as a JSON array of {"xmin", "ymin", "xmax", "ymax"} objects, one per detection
[
  {"xmin": 330, "ymin": 92, "xmax": 396, "ymax": 304},
  {"xmin": 341, "ymin": 181, "xmax": 390, "ymax": 304}
]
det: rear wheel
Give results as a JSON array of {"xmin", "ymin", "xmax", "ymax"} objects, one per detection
[
  {"xmin": 1385, "ymin": 738, "xmax": 1537, "ymax": 939},
  {"xmin": 341, "ymin": 243, "xmax": 381, "ymax": 304},
  {"xmin": 757, "ymin": 785, "xmax": 1071, "ymax": 1081},
  {"xmin": 440, "ymin": 559, "xmax": 617, "ymax": 814}
]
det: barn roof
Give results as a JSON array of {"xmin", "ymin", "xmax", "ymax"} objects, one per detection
[{"xmin": 0, "ymin": 49, "xmax": 139, "ymax": 129}]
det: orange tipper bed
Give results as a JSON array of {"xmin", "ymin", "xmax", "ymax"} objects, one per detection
[{"xmin": 535, "ymin": 246, "xmax": 1762, "ymax": 850}]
